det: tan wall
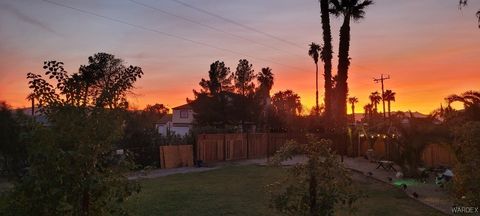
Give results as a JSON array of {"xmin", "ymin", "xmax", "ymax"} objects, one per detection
[{"xmin": 172, "ymin": 109, "xmax": 194, "ymax": 124}]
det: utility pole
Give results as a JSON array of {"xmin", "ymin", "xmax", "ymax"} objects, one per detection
[{"xmin": 373, "ymin": 74, "xmax": 390, "ymax": 120}]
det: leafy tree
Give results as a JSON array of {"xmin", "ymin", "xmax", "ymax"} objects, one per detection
[
  {"xmin": 192, "ymin": 61, "xmax": 237, "ymax": 129},
  {"xmin": 234, "ymin": 59, "xmax": 256, "ymax": 97},
  {"xmin": 3, "ymin": 108, "xmax": 140, "ymax": 216},
  {"xmin": 308, "ymin": 43, "xmax": 322, "ymax": 115},
  {"xmin": 4, "ymin": 53, "xmax": 142, "ymax": 215},
  {"xmin": 143, "ymin": 103, "xmax": 169, "ymax": 124},
  {"xmin": 331, "ymin": 0, "xmax": 374, "ymax": 126},
  {"xmin": 198, "ymin": 60, "xmax": 233, "ymax": 95},
  {"xmin": 27, "ymin": 53, "xmax": 143, "ymax": 110},
  {"xmin": 80, "ymin": 53, "xmax": 143, "ymax": 108},
  {"xmin": 271, "ymin": 90, "xmax": 302, "ymax": 117},
  {"xmin": 268, "ymin": 135, "xmax": 360, "ymax": 216},
  {"xmin": 269, "ymin": 90, "xmax": 303, "ymax": 132},
  {"xmin": 0, "ymin": 102, "xmax": 27, "ymax": 177}
]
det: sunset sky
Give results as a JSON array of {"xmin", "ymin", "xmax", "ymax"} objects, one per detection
[{"xmin": 0, "ymin": 0, "xmax": 478, "ymax": 114}]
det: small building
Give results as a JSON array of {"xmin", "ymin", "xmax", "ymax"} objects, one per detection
[{"xmin": 156, "ymin": 103, "xmax": 194, "ymax": 136}]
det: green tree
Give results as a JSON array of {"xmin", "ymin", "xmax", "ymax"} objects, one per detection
[
  {"xmin": 383, "ymin": 89, "xmax": 396, "ymax": 118},
  {"xmin": 4, "ymin": 54, "xmax": 142, "ymax": 215},
  {"xmin": 192, "ymin": 61, "xmax": 236, "ymax": 128},
  {"xmin": 271, "ymin": 90, "xmax": 302, "ymax": 117},
  {"xmin": 234, "ymin": 59, "xmax": 256, "ymax": 97},
  {"xmin": 331, "ymin": 0, "xmax": 373, "ymax": 126},
  {"xmin": 308, "ymin": 42, "xmax": 322, "ymax": 115},
  {"xmin": 268, "ymin": 135, "xmax": 360, "ymax": 216},
  {"xmin": 4, "ymin": 108, "xmax": 140, "ymax": 216},
  {"xmin": 198, "ymin": 60, "xmax": 233, "ymax": 95},
  {"xmin": 27, "ymin": 53, "xmax": 143, "ymax": 110},
  {"xmin": 0, "ymin": 102, "xmax": 27, "ymax": 177}
]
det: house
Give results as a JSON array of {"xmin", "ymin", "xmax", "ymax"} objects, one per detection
[{"xmin": 156, "ymin": 103, "xmax": 194, "ymax": 136}]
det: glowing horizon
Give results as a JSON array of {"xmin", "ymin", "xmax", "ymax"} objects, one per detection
[{"xmin": 0, "ymin": 0, "xmax": 478, "ymax": 115}]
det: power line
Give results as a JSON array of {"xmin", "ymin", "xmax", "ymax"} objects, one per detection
[
  {"xmin": 41, "ymin": 0, "xmax": 304, "ymax": 71},
  {"xmin": 169, "ymin": 0, "xmax": 306, "ymax": 50},
  {"xmin": 127, "ymin": 0, "xmax": 303, "ymax": 57}
]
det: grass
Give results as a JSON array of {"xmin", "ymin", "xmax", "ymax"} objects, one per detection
[{"xmin": 124, "ymin": 165, "xmax": 446, "ymax": 216}]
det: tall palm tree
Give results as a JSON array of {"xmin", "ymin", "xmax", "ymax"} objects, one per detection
[
  {"xmin": 308, "ymin": 43, "xmax": 322, "ymax": 115},
  {"xmin": 318, "ymin": 0, "xmax": 334, "ymax": 121},
  {"xmin": 348, "ymin": 96, "xmax": 358, "ymax": 123},
  {"xmin": 383, "ymin": 89, "xmax": 396, "ymax": 118},
  {"xmin": 369, "ymin": 91, "xmax": 381, "ymax": 114},
  {"xmin": 331, "ymin": 0, "xmax": 373, "ymax": 125}
]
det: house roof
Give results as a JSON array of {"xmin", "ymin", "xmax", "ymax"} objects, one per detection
[
  {"xmin": 172, "ymin": 103, "xmax": 192, "ymax": 110},
  {"xmin": 157, "ymin": 114, "xmax": 172, "ymax": 124}
]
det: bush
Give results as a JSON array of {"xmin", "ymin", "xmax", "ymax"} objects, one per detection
[
  {"xmin": 267, "ymin": 134, "xmax": 360, "ymax": 216},
  {"xmin": 452, "ymin": 121, "xmax": 480, "ymax": 206},
  {"xmin": 2, "ymin": 107, "xmax": 140, "ymax": 216}
]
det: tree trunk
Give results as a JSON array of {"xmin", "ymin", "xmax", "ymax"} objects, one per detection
[
  {"xmin": 315, "ymin": 63, "xmax": 319, "ymax": 115},
  {"xmin": 388, "ymin": 101, "xmax": 391, "ymax": 118},
  {"xmin": 82, "ymin": 189, "xmax": 90, "ymax": 216},
  {"xmin": 336, "ymin": 14, "xmax": 351, "ymax": 128},
  {"xmin": 351, "ymin": 104, "xmax": 355, "ymax": 123},
  {"xmin": 320, "ymin": 0, "xmax": 333, "ymax": 121},
  {"xmin": 309, "ymin": 161, "xmax": 318, "ymax": 216}
]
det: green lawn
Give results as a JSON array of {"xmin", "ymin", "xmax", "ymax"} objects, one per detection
[{"xmin": 125, "ymin": 165, "xmax": 446, "ymax": 216}]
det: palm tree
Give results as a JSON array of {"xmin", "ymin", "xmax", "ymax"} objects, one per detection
[
  {"xmin": 318, "ymin": 0, "xmax": 334, "ymax": 120},
  {"xmin": 383, "ymin": 89, "xmax": 396, "ymax": 118},
  {"xmin": 331, "ymin": 0, "xmax": 373, "ymax": 125},
  {"xmin": 363, "ymin": 103, "xmax": 373, "ymax": 121},
  {"xmin": 369, "ymin": 91, "xmax": 381, "ymax": 114},
  {"xmin": 308, "ymin": 43, "xmax": 322, "ymax": 115},
  {"xmin": 446, "ymin": 90, "xmax": 480, "ymax": 108},
  {"xmin": 348, "ymin": 97, "xmax": 358, "ymax": 123}
]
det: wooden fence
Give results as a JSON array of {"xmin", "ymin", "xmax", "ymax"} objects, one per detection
[
  {"xmin": 196, "ymin": 133, "xmax": 288, "ymax": 163},
  {"xmin": 159, "ymin": 145, "xmax": 193, "ymax": 169},
  {"xmin": 422, "ymin": 144, "xmax": 456, "ymax": 167}
]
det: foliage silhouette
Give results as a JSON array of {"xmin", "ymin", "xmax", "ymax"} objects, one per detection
[
  {"xmin": 369, "ymin": 91, "xmax": 381, "ymax": 114},
  {"xmin": 348, "ymin": 96, "xmax": 358, "ymax": 123},
  {"xmin": 318, "ymin": 0, "xmax": 334, "ymax": 121},
  {"xmin": 330, "ymin": 0, "xmax": 374, "ymax": 127},
  {"xmin": 383, "ymin": 89, "xmax": 396, "ymax": 118},
  {"xmin": 268, "ymin": 135, "xmax": 360, "ymax": 216},
  {"xmin": 4, "ymin": 53, "xmax": 142, "ymax": 216},
  {"xmin": 308, "ymin": 42, "xmax": 322, "ymax": 116}
]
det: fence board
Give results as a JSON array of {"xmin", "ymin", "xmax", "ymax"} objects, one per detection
[
  {"xmin": 160, "ymin": 145, "xmax": 193, "ymax": 169},
  {"xmin": 422, "ymin": 144, "xmax": 455, "ymax": 167}
]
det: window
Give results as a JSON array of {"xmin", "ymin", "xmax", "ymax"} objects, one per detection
[{"xmin": 180, "ymin": 110, "xmax": 188, "ymax": 118}]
